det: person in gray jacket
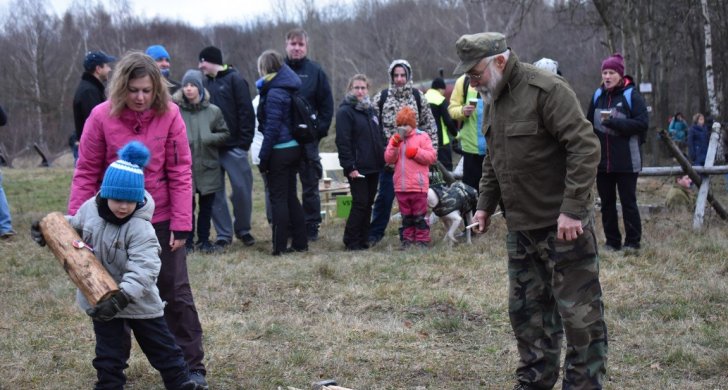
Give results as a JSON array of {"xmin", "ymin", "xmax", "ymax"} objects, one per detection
[
  {"xmin": 174, "ymin": 69, "xmax": 230, "ymax": 254},
  {"xmin": 32, "ymin": 141, "xmax": 202, "ymax": 390}
]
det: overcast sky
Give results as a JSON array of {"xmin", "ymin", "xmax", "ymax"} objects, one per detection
[{"xmin": 0, "ymin": 0, "xmax": 284, "ymax": 27}]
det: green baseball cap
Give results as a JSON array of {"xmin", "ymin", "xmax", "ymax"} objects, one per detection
[{"xmin": 453, "ymin": 32, "xmax": 507, "ymax": 75}]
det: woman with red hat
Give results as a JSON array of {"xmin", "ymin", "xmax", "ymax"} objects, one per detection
[{"xmin": 586, "ymin": 53, "xmax": 649, "ymax": 254}]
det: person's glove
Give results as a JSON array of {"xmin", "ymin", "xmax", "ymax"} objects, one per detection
[
  {"xmin": 390, "ymin": 133, "xmax": 402, "ymax": 147},
  {"xmin": 31, "ymin": 220, "xmax": 45, "ymax": 247},
  {"xmin": 405, "ymin": 146, "xmax": 418, "ymax": 159},
  {"xmin": 86, "ymin": 290, "xmax": 130, "ymax": 322},
  {"xmin": 601, "ymin": 119, "xmax": 613, "ymax": 128}
]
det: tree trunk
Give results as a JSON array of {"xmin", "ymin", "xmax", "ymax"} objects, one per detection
[
  {"xmin": 39, "ymin": 212, "xmax": 119, "ymax": 306},
  {"xmin": 701, "ymin": 0, "xmax": 720, "ymax": 118}
]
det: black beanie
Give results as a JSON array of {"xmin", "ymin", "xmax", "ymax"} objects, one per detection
[
  {"xmin": 431, "ymin": 77, "xmax": 446, "ymax": 90},
  {"xmin": 199, "ymin": 46, "xmax": 223, "ymax": 65}
]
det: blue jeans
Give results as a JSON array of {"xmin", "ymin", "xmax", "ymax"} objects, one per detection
[
  {"xmin": 0, "ymin": 172, "xmax": 13, "ymax": 234},
  {"xmin": 93, "ymin": 316, "xmax": 191, "ymax": 390},
  {"xmin": 211, "ymin": 147, "xmax": 253, "ymax": 241},
  {"xmin": 368, "ymin": 170, "xmax": 395, "ymax": 242}
]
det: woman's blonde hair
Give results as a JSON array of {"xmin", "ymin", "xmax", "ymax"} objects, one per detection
[
  {"xmin": 108, "ymin": 51, "xmax": 170, "ymax": 116},
  {"xmin": 693, "ymin": 113, "xmax": 704, "ymax": 124},
  {"xmin": 346, "ymin": 74, "xmax": 370, "ymax": 92},
  {"xmin": 257, "ymin": 49, "xmax": 284, "ymax": 77}
]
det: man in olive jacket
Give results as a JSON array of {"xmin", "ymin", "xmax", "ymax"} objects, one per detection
[{"xmin": 461, "ymin": 33, "xmax": 607, "ymax": 389}]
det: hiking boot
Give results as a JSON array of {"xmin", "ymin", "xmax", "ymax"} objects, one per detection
[
  {"xmin": 398, "ymin": 241, "xmax": 413, "ymax": 251},
  {"xmin": 602, "ymin": 243, "xmax": 621, "ymax": 252},
  {"xmin": 307, "ymin": 223, "xmax": 319, "ymax": 241},
  {"xmin": 197, "ymin": 240, "xmax": 221, "ymax": 254},
  {"xmin": 214, "ymin": 239, "xmax": 231, "ymax": 249},
  {"xmin": 0, "ymin": 230, "xmax": 16, "ymax": 240},
  {"xmin": 623, "ymin": 245, "xmax": 641, "ymax": 256},
  {"xmin": 185, "ymin": 242, "xmax": 195, "ymax": 254},
  {"xmin": 513, "ymin": 382, "xmax": 540, "ymax": 390},
  {"xmin": 189, "ymin": 370, "xmax": 208, "ymax": 389},
  {"xmin": 237, "ymin": 233, "xmax": 256, "ymax": 247}
]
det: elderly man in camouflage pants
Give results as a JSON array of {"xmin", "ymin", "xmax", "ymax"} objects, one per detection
[{"xmin": 460, "ymin": 33, "xmax": 608, "ymax": 389}]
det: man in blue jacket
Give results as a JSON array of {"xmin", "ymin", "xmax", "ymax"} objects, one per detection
[
  {"xmin": 199, "ymin": 46, "xmax": 257, "ymax": 248},
  {"xmin": 284, "ymin": 28, "xmax": 334, "ymax": 241}
]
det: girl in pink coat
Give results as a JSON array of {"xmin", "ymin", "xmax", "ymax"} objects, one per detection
[{"xmin": 384, "ymin": 106, "xmax": 437, "ymax": 248}]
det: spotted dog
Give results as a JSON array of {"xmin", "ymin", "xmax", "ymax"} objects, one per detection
[{"xmin": 427, "ymin": 181, "xmax": 478, "ymax": 244}]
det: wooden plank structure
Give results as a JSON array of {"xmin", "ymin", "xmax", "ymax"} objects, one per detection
[
  {"xmin": 645, "ymin": 124, "xmax": 727, "ymax": 229},
  {"xmin": 33, "ymin": 142, "xmax": 50, "ymax": 167},
  {"xmin": 39, "ymin": 212, "xmax": 119, "ymax": 305}
]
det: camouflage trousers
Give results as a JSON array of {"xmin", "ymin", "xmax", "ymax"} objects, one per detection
[{"xmin": 506, "ymin": 217, "xmax": 608, "ymax": 390}]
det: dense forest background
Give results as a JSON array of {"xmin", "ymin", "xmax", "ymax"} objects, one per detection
[{"xmin": 0, "ymin": 0, "xmax": 726, "ymax": 165}]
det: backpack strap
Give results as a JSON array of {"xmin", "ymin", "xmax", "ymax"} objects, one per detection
[
  {"xmin": 592, "ymin": 88, "xmax": 602, "ymax": 107},
  {"xmin": 593, "ymin": 87, "xmax": 633, "ymax": 111},
  {"xmin": 377, "ymin": 89, "xmax": 388, "ymax": 125},
  {"xmin": 412, "ymin": 88, "xmax": 422, "ymax": 117}
]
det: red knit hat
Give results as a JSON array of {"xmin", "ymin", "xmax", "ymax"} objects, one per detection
[
  {"xmin": 395, "ymin": 106, "xmax": 417, "ymax": 128},
  {"xmin": 601, "ymin": 53, "xmax": 625, "ymax": 77}
]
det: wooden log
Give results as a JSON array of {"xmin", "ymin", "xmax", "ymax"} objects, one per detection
[
  {"xmin": 658, "ymin": 129, "xmax": 728, "ymax": 220},
  {"xmin": 641, "ymin": 165, "xmax": 728, "ymax": 176},
  {"xmin": 693, "ymin": 123, "xmax": 721, "ymax": 230},
  {"xmin": 39, "ymin": 212, "xmax": 119, "ymax": 305}
]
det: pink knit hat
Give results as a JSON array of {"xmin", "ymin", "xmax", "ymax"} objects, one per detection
[{"xmin": 601, "ymin": 53, "xmax": 625, "ymax": 77}]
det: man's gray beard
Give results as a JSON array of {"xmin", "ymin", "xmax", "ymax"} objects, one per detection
[{"xmin": 475, "ymin": 64, "xmax": 502, "ymax": 99}]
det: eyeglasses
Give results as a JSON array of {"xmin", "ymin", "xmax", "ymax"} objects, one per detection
[{"xmin": 467, "ymin": 58, "xmax": 493, "ymax": 80}]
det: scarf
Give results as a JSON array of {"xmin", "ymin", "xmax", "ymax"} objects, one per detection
[{"xmin": 345, "ymin": 93, "xmax": 372, "ymax": 112}]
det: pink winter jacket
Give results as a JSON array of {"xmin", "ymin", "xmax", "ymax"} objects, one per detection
[
  {"xmin": 68, "ymin": 101, "xmax": 193, "ymax": 232},
  {"xmin": 384, "ymin": 129, "xmax": 437, "ymax": 193}
]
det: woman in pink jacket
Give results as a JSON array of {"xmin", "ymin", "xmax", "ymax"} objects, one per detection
[
  {"xmin": 384, "ymin": 106, "xmax": 437, "ymax": 248},
  {"xmin": 68, "ymin": 51, "xmax": 208, "ymax": 387}
]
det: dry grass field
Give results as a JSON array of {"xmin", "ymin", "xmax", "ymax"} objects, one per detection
[{"xmin": 1, "ymin": 165, "xmax": 727, "ymax": 389}]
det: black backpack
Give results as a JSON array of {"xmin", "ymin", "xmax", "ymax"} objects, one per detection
[{"xmin": 289, "ymin": 92, "xmax": 318, "ymax": 144}]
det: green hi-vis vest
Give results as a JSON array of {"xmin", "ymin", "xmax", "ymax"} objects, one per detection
[{"xmin": 424, "ymin": 88, "xmax": 449, "ymax": 146}]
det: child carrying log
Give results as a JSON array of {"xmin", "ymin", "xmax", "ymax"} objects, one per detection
[{"xmin": 32, "ymin": 141, "xmax": 202, "ymax": 389}]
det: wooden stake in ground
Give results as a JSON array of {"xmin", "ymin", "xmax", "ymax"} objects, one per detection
[{"xmin": 39, "ymin": 212, "xmax": 119, "ymax": 305}]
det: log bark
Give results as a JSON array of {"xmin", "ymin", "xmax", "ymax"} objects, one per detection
[{"xmin": 39, "ymin": 212, "xmax": 119, "ymax": 305}]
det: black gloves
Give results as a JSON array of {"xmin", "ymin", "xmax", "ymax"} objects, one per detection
[
  {"xmin": 86, "ymin": 290, "xmax": 130, "ymax": 322},
  {"xmin": 601, "ymin": 119, "xmax": 613, "ymax": 128},
  {"xmin": 31, "ymin": 220, "xmax": 45, "ymax": 246}
]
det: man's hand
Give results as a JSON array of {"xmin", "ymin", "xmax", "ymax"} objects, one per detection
[
  {"xmin": 557, "ymin": 213, "xmax": 583, "ymax": 241},
  {"xmin": 86, "ymin": 290, "xmax": 130, "ymax": 322},
  {"xmin": 463, "ymin": 105, "xmax": 475, "ymax": 117},
  {"xmin": 473, "ymin": 210, "xmax": 491, "ymax": 234}
]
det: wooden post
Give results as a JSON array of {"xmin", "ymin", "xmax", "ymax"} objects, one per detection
[
  {"xmin": 39, "ymin": 212, "xmax": 119, "ymax": 305},
  {"xmin": 693, "ymin": 123, "xmax": 721, "ymax": 230},
  {"xmin": 658, "ymin": 129, "xmax": 728, "ymax": 220}
]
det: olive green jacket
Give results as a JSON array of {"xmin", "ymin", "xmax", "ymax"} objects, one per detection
[
  {"xmin": 477, "ymin": 52, "xmax": 600, "ymax": 231},
  {"xmin": 173, "ymin": 89, "xmax": 230, "ymax": 196}
]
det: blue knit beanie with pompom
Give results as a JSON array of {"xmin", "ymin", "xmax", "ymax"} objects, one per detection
[{"xmin": 100, "ymin": 141, "xmax": 150, "ymax": 202}]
